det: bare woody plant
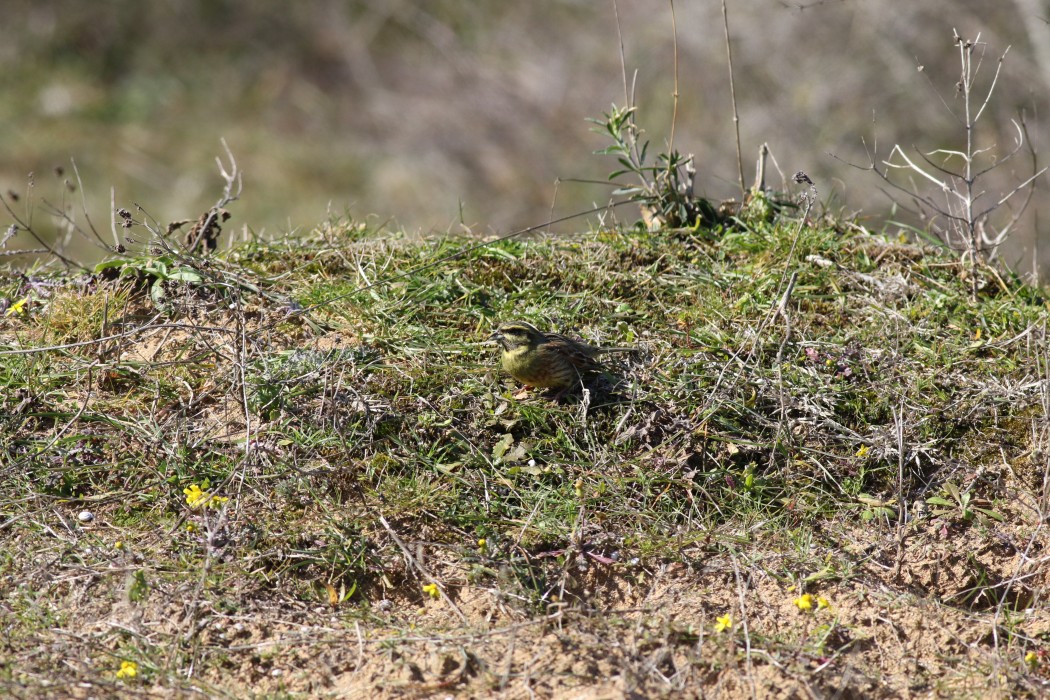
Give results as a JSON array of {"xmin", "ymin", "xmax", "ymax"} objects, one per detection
[{"xmin": 865, "ymin": 31, "xmax": 1046, "ymax": 295}]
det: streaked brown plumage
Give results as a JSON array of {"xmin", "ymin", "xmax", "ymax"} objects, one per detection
[{"xmin": 489, "ymin": 321, "xmax": 634, "ymax": 392}]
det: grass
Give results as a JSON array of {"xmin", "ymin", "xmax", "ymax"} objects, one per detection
[{"xmin": 1, "ymin": 208, "xmax": 1049, "ymax": 697}]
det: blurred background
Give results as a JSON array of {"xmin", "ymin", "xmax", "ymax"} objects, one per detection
[{"xmin": 2, "ymin": 0, "xmax": 1049, "ymax": 272}]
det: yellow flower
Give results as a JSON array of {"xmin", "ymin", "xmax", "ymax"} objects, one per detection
[
  {"xmin": 422, "ymin": 583, "xmax": 440, "ymax": 600},
  {"xmin": 817, "ymin": 596, "xmax": 831, "ymax": 610},
  {"xmin": 794, "ymin": 594, "xmax": 815, "ymax": 611},
  {"xmin": 856, "ymin": 445, "xmax": 869, "ymax": 458},
  {"xmin": 477, "ymin": 538, "xmax": 486, "ymax": 549},
  {"xmin": 116, "ymin": 660, "xmax": 137, "ymax": 679},
  {"xmin": 714, "ymin": 614, "xmax": 732, "ymax": 633},
  {"xmin": 4, "ymin": 297, "xmax": 29, "ymax": 317},
  {"xmin": 114, "ymin": 541, "xmax": 123, "ymax": 550},
  {"xmin": 184, "ymin": 484, "xmax": 207, "ymax": 507},
  {"xmin": 1026, "ymin": 651, "xmax": 1039, "ymax": 668},
  {"xmin": 183, "ymin": 484, "xmax": 229, "ymax": 509},
  {"xmin": 186, "ymin": 523, "xmax": 196, "ymax": 533}
]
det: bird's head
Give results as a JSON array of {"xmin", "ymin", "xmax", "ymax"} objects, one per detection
[{"xmin": 489, "ymin": 321, "xmax": 544, "ymax": 351}]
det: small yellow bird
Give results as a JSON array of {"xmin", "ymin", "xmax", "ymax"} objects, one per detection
[{"xmin": 489, "ymin": 321, "xmax": 634, "ymax": 393}]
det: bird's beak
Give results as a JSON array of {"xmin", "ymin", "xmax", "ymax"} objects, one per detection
[{"xmin": 488, "ymin": 329, "xmax": 503, "ymax": 345}]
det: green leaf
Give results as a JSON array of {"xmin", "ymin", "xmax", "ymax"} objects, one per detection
[
  {"xmin": 126, "ymin": 569, "xmax": 150, "ymax": 603},
  {"xmin": 168, "ymin": 268, "xmax": 204, "ymax": 284},
  {"xmin": 150, "ymin": 279, "xmax": 167, "ymax": 307},
  {"xmin": 975, "ymin": 507, "xmax": 1005, "ymax": 522},
  {"xmin": 94, "ymin": 259, "xmax": 129, "ymax": 273},
  {"xmin": 492, "ymin": 434, "xmax": 513, "ymax": 461}
]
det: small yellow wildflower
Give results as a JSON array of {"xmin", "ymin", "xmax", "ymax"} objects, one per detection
[
  {"xmin": 1026, "ymin": 651, "xmax": 1039, "ymax": 668},
  {"xmin": 714, "ymin": 614, "xmax": 732, "ymax": 633},
  {"xmin": 477, "ymin": 538, "xmax": 486, "ymax": 549},
  {"xmin": 4, "ymin": 297, "xmax": 29, "ymax": 317},
  {"xmin": 186, "ymin": 523, "xmax": 196, "ymax": 533},
  {"xmin": 114, "ymin": 541, "xmax": 123, "ymax": 550},
  {"xmin": 184, "ymin": 484, "xmax": 206, "ymax": 507},
  {"xmin": 794, "ymin": 593, "xmax": 815, "ymax": 611},
  {"xmin": 422, "ymin": 583, "xmax": 440, "ymax": 600},
  {"xmin": 856, "ymin": 445, "xmax": 870, "ymax": 458},
  {"xmin": 183, "ymin": 484, "xmax": 229, "ymax": 509},
  {"xmin": 817, "ymin": 596, "xmax": 831, "ymax": 610},
  {"xmin": 116, "ymin": 660, "xmax": 137, "ymax": 679}
]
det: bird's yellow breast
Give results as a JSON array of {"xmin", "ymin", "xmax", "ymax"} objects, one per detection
[{"xmin": 501, "ymin": 345, "xmax": 572, "ymax": 388}]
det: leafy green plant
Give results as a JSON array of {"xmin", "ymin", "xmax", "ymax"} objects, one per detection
[
  {"xmin": 95, "ymin": 255, "xmax": 204, "ymax": 310},
  {"xmin": 857, "ymin": 493, "xmax": 897, "ymax": 523},
  {"xmin": 926, "ymin": 481, "xmax": 1004, "ymax": 525},
  {"xmin": 589, "ymin": 104, "xmax": 718, "ymax": 229}
]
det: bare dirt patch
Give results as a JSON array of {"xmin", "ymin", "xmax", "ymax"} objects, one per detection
[{"xmin": 16, "ymin": 511, "xmax": 1042, "ymax": 699}]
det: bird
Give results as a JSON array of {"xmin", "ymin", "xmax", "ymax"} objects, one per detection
[{"xmin": 489, "ymin": 321, "xmax": 635, "ymax": 394}]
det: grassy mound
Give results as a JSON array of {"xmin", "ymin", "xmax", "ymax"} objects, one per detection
[{"xmin": 2, "ymin": 214, "xmax": 1048, "ymax": 697}]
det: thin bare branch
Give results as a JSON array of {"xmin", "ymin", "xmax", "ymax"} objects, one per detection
[
  {"xmin": 973, "ymin": 45, "xmax": 1010, "ymax": 123},
  {"xmin": 667, "ymin": 0, "xmax": 679, "ymax": 154},
  {"xmin": 722, "ymin": 0, "xmax": 746, "ymax": 197}
]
